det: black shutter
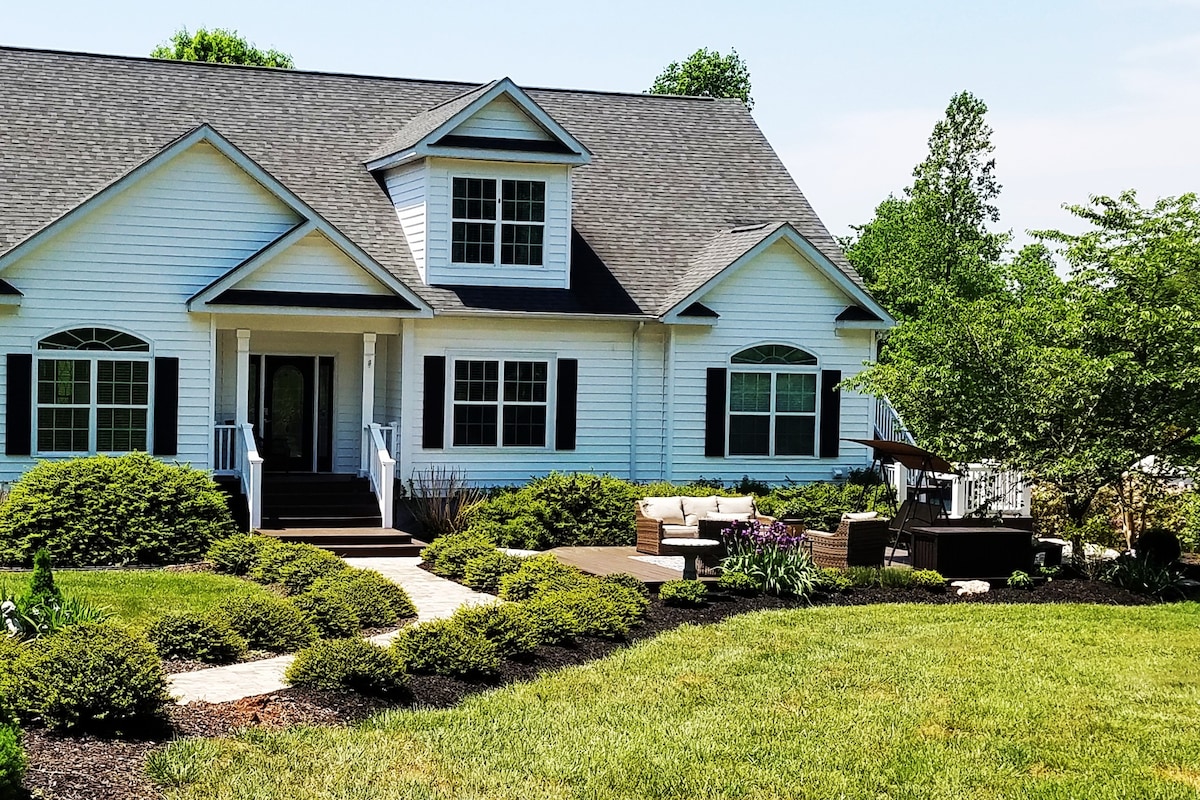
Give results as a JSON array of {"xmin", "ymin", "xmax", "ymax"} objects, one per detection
[
  {"xmin": 555, "ymin": 358, "xmax": 578, "ymax": 451},
  {"xmin": 5, "ymin": 354, "xmax": 32, "ymax": 456},
  {"xmin": 819, "ymin": 369, "xmax": 841, "ymax": 458},
  {"xmin": 152, "ymin": 357, "xmax": 179, "ymax": 456},
  {"xmin": 705, "ymin": 367, "xmax": 727, "ymax": 457},
  {"xmin": 422, "ymin": 356, "xmax": 445, "ymax": 449}
]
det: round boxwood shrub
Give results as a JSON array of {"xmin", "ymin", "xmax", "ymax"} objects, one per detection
[
  {"xmin": 291, "ymin": 593, "xmax": 360, "ymax": 639},
  {"xmin": 309, "ymin": 569, "xmax": 416, "ymax": 627},
  {"xmin": 600, "ymin": 572, "xmax": 650, "ymax": 599},
  {"xmin": 462, "ymin": 551, "xmax": 525, "ymax": 593},
  {"xmin": 0, "ymin": 452, "xmax": 236, "ymax": 567},
  {"xmin": 451, "ymin": 603, "xmax": 540, "ymax": 657},
  {"xmin": 285, "ymin": 638, "xmax": 408, "ymax": 698},
  {"xmin": 249, "ymin": 542, "xmax": 347, "ymax": 594},
  {"xmin": 522, "ymin": 593, "xmax": 585, "ymax": 646},
  {"xmin": 718, "ymin": 570, "xmax": 763, "ymax": 595},
  {"xmin": 206, "ymin": 535, "xmax": 273, "ymax": 576},
  {"xmin": 909, "ymin": 570, "xmax": 947, "ymax": 590},
  {"xmin": 147, "ymin": 613, "xmax": 247, "ymax": 664},
  {"xmin": 659, "ymin": 580, "xmax": 708, "ymax": 607},
  {"xmin": 218, "ymin": 594, "xmax": 317, "ymax": 652},
  {"xmin": 420, "ymin": 532, "xmax": 497, "ymax": 579},
  {"xmin": 13, "ymin": 622, "xmax": 170, "ymax": 734},
  {"xmin": 0, "ymin": 723, "xmax": 24, "ymax": 800},
  {"xmin": 393, "ymin": 619, "xmax": 500, "ymax": 679},
  {"xmin": 497, "ymin": 554, "xmax": 586, "ymax": 601}
]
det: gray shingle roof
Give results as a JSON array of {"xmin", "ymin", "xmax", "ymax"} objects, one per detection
[
  {"xmin": 657, "ymin": 222, "xmax": 786, "ymax": 315},
  {"xmin": 366, "ymin": 79, "xmax": 497, "ymax": 162},
  {"xmin": 0, "ymin": 46, "xmax": 864, "ymax": 316}
]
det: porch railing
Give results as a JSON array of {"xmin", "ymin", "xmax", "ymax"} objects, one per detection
[
  {"xmin": 951, "ymin": 463, "xmax": 1030, "ymax": 518},
  {"xmin": 874, "ymin": 396, "xmax": 916, "ymax": 445},
  {"xmin": 213, "ymin": 424, "xmax": 238, "ymax": 474},
  {"xmin": 365, "ymin": 423, "xmax": 395, "ymax": 529},
  {"xmin": 214, "ymin": 423, "xmax": 262, "ymax": 529}
]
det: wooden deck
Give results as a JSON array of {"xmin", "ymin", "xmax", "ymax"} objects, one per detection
[{"xmin": 548, "ymin": 545, "xmax": 707, "ymax": 587}]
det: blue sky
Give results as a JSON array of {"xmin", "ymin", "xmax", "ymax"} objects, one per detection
[{"xmin": 6, "ymin": 0, "xmax": 1198, "ymax": 249}]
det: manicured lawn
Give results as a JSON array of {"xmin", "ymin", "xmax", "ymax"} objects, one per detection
[
  {"xmin": 0, "ymin": 569, "xmax": 275, "ymax": 630},
  {"xmin": 153, "ymin": 602, "xmax": 1200, "ymax": 799}
]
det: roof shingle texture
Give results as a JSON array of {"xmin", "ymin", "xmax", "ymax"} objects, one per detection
[{"xmin": 0, "ymin": 47, "xmax": 863, "ymax": 316}]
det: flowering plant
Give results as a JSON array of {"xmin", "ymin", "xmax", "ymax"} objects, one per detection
[{"xmin": 719, "ymin": 520, "xmax": 820, "ymax": 598}]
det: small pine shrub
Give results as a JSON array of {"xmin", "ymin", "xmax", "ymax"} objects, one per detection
[
  {"xmin": 309, "ymin": 570, "xmax": 416, "ymax": 627},
  {"xmin": 420, "ymin": 532, "xmax": 497, "ymax": 579},
  {"xmin": 814, "ymin": 568, "xmax": 852, "ymax": 594},
  {"xmin": 0, "ymin": 637, "xmax": 25, "ymax": 726},
  {"xmin": 660, "ymin": 580, "xmax": 708, "ymax": 607},
  {"xmin": 452, "ymin": 603, "xmax": 540, "ymax": 657},
  {"xmin": 462, "ymin": 551, "xmax": 526, "ymax": 592},
  {"xmin": 552, "ymin": 587, "xmax": 632, "ymax": 639},
  {"xmin": 0, "ymin": 452, "xmax": 235, "ymax": 566},
  {"xmin": 599, "ymin": 572, "xmax": 650, "ymax": 598},
  {"xmin": 26, "ymin": 548, "xmax": 62, "ymax": 607},
  {"xmin": 147, "ymin": 613, "xmax": 247, "ymax": 664},
  {"xmin": 291, "ymin": 593, "xmax": 361, "ymax": 639},
  {"xmin": 1007, "ymin": 570, "xmax": 1034, "ymax": 589},
  {"xmin": 718, "ymin": 570, "xmax": 763, "ymax": 595},
  {"xmin": 250, "ymin": 542, "xmax": 347, "ymax": 594},
  {"xmin": 13, "ymin": 622, "xmax": 169, "ymax": 733},
  {"xmin": 285, "ymin": 638, "xmax": 408, "ymax": 698},
  {"xmin": 593, "ymin": 580, "xmax": 650, "ymax": 623},
  {"xmin": 498, "ymin": 554, "xmax": 586, "ymax": 601},
  {"xmin": 521, "ymin": 593, "xmax": 585, "ymax": 645},
  {"xmin": 910, "ymin": 570, "xmax": 947, "ymax": 590},
  {"xmin": 0, "ymin": 723, "xmax": 24, "ymax": 800},
  {"xmin": 206, "ymin": 535, "xmax": 273, "ymax": 576},
  {"xmin": 393, "ymin": 619, "xmax": 500, "ymax": 679},
  {"xmin": 218, "ymin": 594, "xmax": 317, "ymax": 652}
]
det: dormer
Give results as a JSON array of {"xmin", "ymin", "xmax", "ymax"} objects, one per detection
[{"xmin": 367, "ymin": 79, "xmax": 591, "ymax": 290}]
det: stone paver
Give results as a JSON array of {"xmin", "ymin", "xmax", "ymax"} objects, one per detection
[{"xmin": 167, "ymin": 556, "xmax": 494, "ymax": 705}]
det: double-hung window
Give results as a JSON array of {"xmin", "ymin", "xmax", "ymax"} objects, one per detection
[
  {"xmin": 452, "ymin": 358, "xmax": 549, "ymax": 447},
  {"xmin": 727, "ymin": 344, "xmax": 818, "ymax": 457},
  {"xmin": 35, "ymin": 328, "xmax": 151, "ymax": 454},
  {"xmin": 451, "ymin": 177, "xmax": 545, "ymax": 266}
]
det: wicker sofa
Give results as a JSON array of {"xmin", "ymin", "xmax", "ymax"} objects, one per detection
[
  {"xmin": 806, "ymin": 514, "xmax": 892, "ymax": 568},
  {"xmin": 635, "ymin": 495, "xmax": 769, "ymax": 556}
]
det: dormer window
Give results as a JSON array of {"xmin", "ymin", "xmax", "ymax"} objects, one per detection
[{"xmin": 452, "ymin": 177, "xmax": 545, "ymax": 266}]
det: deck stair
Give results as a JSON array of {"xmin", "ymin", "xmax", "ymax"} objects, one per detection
[
  {"xmin": 261, "ymin": 474, "xmax": 382, "ymax": 529},
  {"xmin": 262, "ymin": 527, "xmax": 428, "ymax": 558}
]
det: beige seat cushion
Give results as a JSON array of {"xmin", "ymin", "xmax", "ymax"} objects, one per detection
[
  {"xmin": 662, "ymin": 524, "xmax": 699, "ymax": 537},
  {"xmin": 642, "ymin": 496, "xmax": 685, "ymax": 525},
  {"xmin": 717, "ymin": 495, "xmax": 757, "ymax": 516},
  {"xmin": 843, "ymin": 511, "xmax": 880, "ymax": 521},
  {"xmin": 682, "ymin": 495, "xmax": 721, "ymax": 526},
  {"xmin": 707, "ymin": 512, "xmax": 752, "ymax": 522}
]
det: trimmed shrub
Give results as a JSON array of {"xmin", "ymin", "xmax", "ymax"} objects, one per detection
[
  {"xmin": 206, "ymin": 535, "xmax": 273, "ymax": 576},
  {"xmin": 13, "ymin": 622, "xmax": 170, "ymax": 733},
  {"xmin": 291, "ymin": 593, "xmax": 360, "ymax": 639},
  {"xmin": 249, "ymin": 542, "xmax": 347, "ymax": 594},
  {"xmin": 522, "ymin": 593, "xmax": 585, "ymax": 645},
  {"xmin": 814, "ymin": 568, "xmax": 852, "ymax": 594},
  {"xmin": 147, "ymin": 613, "xmax": 247, "ymax": 664},
  {"xmin": 218, "ymin": 594, "xmax": 317, "ymax": 652},
  {"xmin": 498, "ymin": 554, "xmax": 586, "ymax": 601},
  {"xmin": 0, "ymin": 723, "xmax": 24, "ymax": 800},
  {"xmin": 462, "ymin": 551, "xmax": 526, "ymax": 592},
  {"xmin": 285, "ymin": 638, "xmax": 408, "ymax": 698},
  {"xmin": 593, "ymin": 580, "xmax": 650, "ymax": 623},
  {"xmin": 0, "ymin": 638, "xmax": 26, "ymax": 726},
  {"xmin": 309, "ymin": 569, "xmax": 416, "ymax": 627},
  {"xmin": 552, "ymin": 587, "xmax": 632, "ymax": 639},
  {"xmin": 420, "ymin": 532, "xmax": 497, "ymax": 579},
  {"xmin": 718, "ymin": 570, "xmax": 762, "ymax": 595},
  {"xmin": 660, "ymin": 580, "xmax": 708, "ymax": 607},
  {"xmin": 452, "ymin": 603, "xmax": 540, "ymax": 657},
  {"xmin": 599, "ymin": 572, "xmax": 650, "ymax": 599},
  {"xmin": 910, "ymin": 570, "xmax": 947, "ymax": 590},
  {"xmin": 26, "ymin": 548, "xmax": 62, "ymax": 608},
  {"xmin": 393, "ymin": 619, "xmax": 500, "ymax": 679},
  {"xmin": 0, "ymin": 452, "xmax": 236, "ymax": 567}
]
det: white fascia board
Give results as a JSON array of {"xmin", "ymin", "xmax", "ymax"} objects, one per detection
[
  {"xmin": 0, "ymin": 295, "xmax": 21, "ymax": 307},
  {"xmin": 365, "ymin": 149, "xmax": 421, "ymax": 172},
  {"xmin": 834, "ymin": 319, "xmax": 890, "ymax": 332},
  {"xmin": 202, "ymin": 304, "xmax": 423, "ymax": 320}
]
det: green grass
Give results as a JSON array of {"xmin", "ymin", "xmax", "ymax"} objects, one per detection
[
  {"xmin": 0, "ymin": 570, "xmax": 274, "ymax": 630},
  {"xmin": 150, "ymin": 602, "xmax": 1200, "ymax": 799}
]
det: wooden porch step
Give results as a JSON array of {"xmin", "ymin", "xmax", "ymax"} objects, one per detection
[{"xmin": 265, "ymin": 529, "xmax": 428, "ymax": 558}]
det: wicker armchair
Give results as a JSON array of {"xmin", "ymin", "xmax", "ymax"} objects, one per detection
[{"xmin": 807, "ymin": 517, "xmax": 891, "ymax": 568}]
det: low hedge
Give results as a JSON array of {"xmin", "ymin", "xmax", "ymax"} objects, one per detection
[
  {"xmin": 308, "ymin": 570, "xmax": 416, "ymax": 627},
  {"xmin": 497, "ymin": 554, "xmax": 588, "ymax": 601},
  {"xmin": 249, "ymin": 541, "xmax": 347, "ymax": 594},
  {"xmin": 291, "ymin": 593, "xmax": 360, "ymax": 639},
  {"xmin": 462, "ymin": 551, "xmax": 526, "ymax": 593},
  {"xmin": 285, "ymin": 639, "xmax": 408, "ymax": 698},
  {"xmin": 147, "ymin": 613, "xmax": 247, "ymax": 664},
  {"xmin": 451, "ymin": 603, "xmax": 540, "ymax": 657},
  {"xmin": 660, "ymin": 580, "xmax": 708, "ymax": 607},
  {"xmin": 393, "ymin": 619, "xmax": 501, "ymax": 679},
  {"xmin": 420, "ymin": 533, "xmax": 497, "ymax": 579},
  {"xmin": 218, "ymin": 594, "xmax": 317, "ymax": 652},
  {"xmin": 207, "ymin": 535, "xmax": 274, "ymax": 576}
]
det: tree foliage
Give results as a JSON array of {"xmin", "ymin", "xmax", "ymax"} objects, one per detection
[
  {"xmin": 649, "ymin": 47, "xmax": 753, "ymax": 108},
  {"xmin": 151, "ymin": 27, "xmax": 294, "ymax": 68}
]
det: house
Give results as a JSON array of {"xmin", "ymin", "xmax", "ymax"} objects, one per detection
[{"xmin": 0, "ymin": 46, "xmax": 894, "ymax": 530}]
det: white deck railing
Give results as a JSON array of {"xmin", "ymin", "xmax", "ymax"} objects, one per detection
[
  {"xmin": 237, "ymin": 423, "xmax": 263, "ymax": 530},
  {"xmin": 365, "ymin": 423, "xmax": 395, "ymax": 529},
  {"xmin": 213, "ymin": 424, "xmax": 238, "ymax": 474},
  {"xmin": 951, "ymin": 463, "xmax": 1030, "ymax": 518},
  {"xmin": 874, "ymin": 397, "xmax": 916, "ymax": 445}
]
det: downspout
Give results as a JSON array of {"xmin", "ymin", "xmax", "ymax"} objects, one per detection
[{"xmin": 629, "ymin": 321, "xmax": 644, "ymax": 481}]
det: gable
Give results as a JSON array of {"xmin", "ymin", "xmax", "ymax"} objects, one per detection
[
  {"xmin": 699, "ymin": 240, "xmax": 865, "ymax": 316},
  {"xmin": 232, "ymin": 231, "xmax": 393, "ymax": 296},
  {"xmin": 447, "ymin": 95, "xmax": 553, "ymax": 142}
]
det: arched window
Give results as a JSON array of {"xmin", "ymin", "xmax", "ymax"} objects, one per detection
[
  {"xmin": 35, "ymin": 328, "xmax": 151, "ymax": 454},
  {"xmin": 727, "ymin": 344, "xmax": 818, "ymax": 457}
]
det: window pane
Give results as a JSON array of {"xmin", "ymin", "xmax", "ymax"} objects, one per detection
[
  {"xmin": 503, "ymin": 361, "xmax": 547, "ymax": 402},
  {"xmin": 97, "ymin": 408, "xmax": 147, "ymax": 452},
  {"xmin": 500, "ymin": 224, "xmax": 544, "ymax": 266},
  {"xmin": 731, "ymin": 344, "xmax": 817, "ymax": 366},
  {"xmin": 776, "ymin": 416, "xmax": 816, "ymax": 456},
  {"xmin": 37, "ymin": 359, "xmax": 89, "ymax": 405},
  {"xmin": 728, "ymin": 415, "xmax": 770, "ymax": 456},
  {"xmin": 501, "ymin": 180, "xmax": 545, "ymax": 223},
  {"xmin": 776, "ymin": 373, "xmax": 816, "ymax": 413},
  {"xmin": 97, "ymin": 360, "xmax": 149, "ymax": 406},
  {"xmin": 502, "ymin": 405, "xmax": 546, "ymax": 447},
  {"xmin": 454, "ymin": 360, "xmax": 498, "ymax": 402},
  {"xmin": 39, "ymin": 328, "xmax": 148, "ymax": 352},
  {"xmin": 452, "ymin": 177, "xmax": 496, "ymax": 220},
  {"xmin": 453, "ymin": 404, "xmax": 497, "ymax": 447},
  {"xmin": 729, "ymin": 372, "xmax": 770, "ymax": 412},
  {"xmin": 37, "ymin": 408, "xmax": 88, "ymax": 452},
  {"xmin": 452, "ymin": 221, "xmax": 496, "ymax": 264}
]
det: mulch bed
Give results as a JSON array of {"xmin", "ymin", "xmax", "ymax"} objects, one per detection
[{"xmin": 17, "ymin": 579, "xmax": 1157, "ymax": 799}]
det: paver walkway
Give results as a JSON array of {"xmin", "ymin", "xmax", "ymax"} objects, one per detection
[{"xmin": 168, "ymin": 557, "xmax": 493, "ymax": 705}]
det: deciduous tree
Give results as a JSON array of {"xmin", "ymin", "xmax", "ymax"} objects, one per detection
[
  {"xmin": 649, "ymin": 48, "xmax": 753, "ymax": 108},
  {"xmin": 151, "ymin": 28, "xmax": 294, "ymax": 68}
]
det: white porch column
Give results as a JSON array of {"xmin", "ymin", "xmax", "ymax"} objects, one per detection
[
  {"xmin": 361, "ymin": 332, "xmax": 377, "ymax": 474},
  {"xmin": 399, "ymin": 319, "xmax": 415, "ymax": 483},
  {"xmin": 235, "ymin": 329, "xmax": 251, "ymax": 427}
]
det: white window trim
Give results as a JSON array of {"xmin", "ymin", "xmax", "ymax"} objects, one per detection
[
  {"xmin": 446, "ymin": 355, "xmax": 557, "ymax": 450},
  {"xmin": 450, "ymin": 176, "xmax": 546, "ymax": 268},
  {"xmin": 726, "ymin": 352, "xmax": 820, "ymax": 459},
  {"xmin": 33, "ymin": 351, "xmax": 155, "ymax": 457}
]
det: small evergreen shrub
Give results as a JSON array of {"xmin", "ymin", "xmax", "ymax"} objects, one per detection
[
  {"xmin": 26, "ymin": 548, "xmax": 62, "ymax": 608},
  {"xmin": 0, "ymin": 638, "xmax": 26, "ymax": 726},
  {"xmin": 147, "ymin": 613, "xmax": 247, "ymax": 664},
  {"xmin": 291, "ymin": 592, "xmax": 361, "ymax": 639},
  {"xmin": 660, "ymin": 580, "xmax": 708, "ymax": 607},
  {"xmin": 250, "ymin": 542, "xmax": 347, "ymax": 594},
  {"xmin": 814, "ymin": 568, "xmax": 852, "ymax": 594},
  {"xmin": 218, "ymin": 594, "xmax": 317, "ymax": 652},
  {"xmin": 497, "ymin": 554, "xmax": 586, "ymax": 601},
  {"xmin": 909, "ymin": 570, "xmax": 946, "ymax": 590},
  {"xmin": 285, "ymin": 638, "xmax": 408, "ymax": 698},
  {"xmin": 718, "ymin": 570, "xmax": 762, "ymax": 595},
  {"xmin": 462, "ymin": 551, "xmax": 526, "ymax": 592},
  {"xmin": 309, "ymin": 569, "xmax": 415, "ymax": 627},
  {"xmin": 846, "ymin": 566, "xmax": 881, "ymax": 587},
  {"xmin": 452, "ymin": 603, "xmax": 540, "ymax": 657},
  {"xmin": 13, "ymin": 622, "xmax": 169, "ymax": 733},
  {"xmin": 593, "ymin": 580, "xmax": 650, "ymax": 623},
  {"xmin": 206, "ymin": 535, "xmax": 273, "ymax": 576},
  {"xmin": 420, "ymin": 532, "xmax": 497, "ymax": 579},
  {"xmin": 0, "ymin": 723, "xmax": 24, "ymax": 800},
  {"xmin": 1007, "ymin": 570, "xmax": 1034, "ymax": 589},
  {"xmin": 551, "ymin": 587, "xmax": 632, "ymax": 639},
  {"xmin": 393, "ymin": 619, "xmax": 500, "ymax": 679},
  {"xmin": 0, "ymin": 452, "xmax": 236, "ymax": 566},
  {"xmin": 600, "ymin": 572, "xmax": 650, "ymax": 598},
  {"xmin": 521, "ymin": 593, "xmax": 585, "ymax": 645}
]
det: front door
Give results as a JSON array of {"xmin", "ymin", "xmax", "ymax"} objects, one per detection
[{"xmin": 262, "ymin": 356, "xmax": 315, "ymax": 472}]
